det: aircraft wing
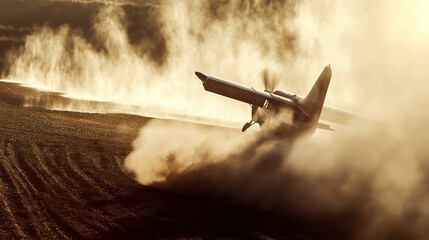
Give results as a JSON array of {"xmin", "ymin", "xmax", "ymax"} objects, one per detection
[{"xmin": 195, "ymin": 72, "xmax": 290, "ymax": 108}]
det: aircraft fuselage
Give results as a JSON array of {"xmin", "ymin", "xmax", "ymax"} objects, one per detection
[{"xmin": 195, "ymin": 66, "xmax": 332, "ymax": 135}]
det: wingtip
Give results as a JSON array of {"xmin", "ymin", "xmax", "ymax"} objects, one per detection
[{"xmin": 195, "ymin": 71, "xmax": 207, "ymax": 83}]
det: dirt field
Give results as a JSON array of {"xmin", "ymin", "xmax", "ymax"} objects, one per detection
[{"xmin": 0, "ymin": 81, "xmax": 326, "ymax": 240}]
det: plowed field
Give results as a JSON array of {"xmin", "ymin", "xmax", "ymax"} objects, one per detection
[{"xmin": 0, "ymin": 81, "xmax": 317, "ymax": 240}]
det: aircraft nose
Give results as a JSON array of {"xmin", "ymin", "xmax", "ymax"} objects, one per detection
[{"xmin": 195, "ymin": 71, "xmax": 207, "ymax": 83}]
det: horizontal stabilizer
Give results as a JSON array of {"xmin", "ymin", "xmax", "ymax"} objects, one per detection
[
  {"xmin": 317, "ymin": 122, "xmax": 334, "ymax": 131},
  {"xmin": 321, "ymin": 106, "xmax": 375, "ymax": 126}
]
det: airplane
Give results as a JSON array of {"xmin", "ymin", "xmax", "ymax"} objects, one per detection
[{"xmin": 195, "ymin": 65, "xmax": 362, "ymax": 135}]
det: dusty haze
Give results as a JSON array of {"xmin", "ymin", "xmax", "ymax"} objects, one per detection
[
  {"xmin": 4, "ymin": 1, "xmax": 428, "ymax": 121},
  {"xmin": 3, "ymin": 0, "xmax": 429, "ymax": 239}
]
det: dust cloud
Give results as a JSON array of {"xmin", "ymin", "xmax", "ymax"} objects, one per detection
[
  {"xmin": 123, "ymin": 1, "xmax": 429, "ymax": 240},
  {"xmin": 125, "ymin": 118, "xmax": 429, "ymax": 239},
  {"xmin": 4, "ymin": 0, "xmax": 429, "ymax": 239},
  {"xmin": 2, "ymin": 1, "xmax": 300, "ymax": 124},
  {"xmin": 3, "ymin": 1, "xmax": 429, "ymax": 120}
]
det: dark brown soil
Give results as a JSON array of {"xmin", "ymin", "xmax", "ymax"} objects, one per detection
[{"xmin": 0, "ymin": 81, "xmax": 320, "ymax": 240}]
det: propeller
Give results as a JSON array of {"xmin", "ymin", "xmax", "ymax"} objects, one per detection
[{"xmin": 261, "ymin": 69, "xmax": 279, "ymax": 93}]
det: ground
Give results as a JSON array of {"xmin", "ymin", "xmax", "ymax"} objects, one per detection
[{"xmin": 0, "ymin": 81, "xmax": 325, "ymax": 240}]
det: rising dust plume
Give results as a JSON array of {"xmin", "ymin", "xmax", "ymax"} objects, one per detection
[
  {"xmin": 4, "ymin": 1, "xmax": 429, "ymax": 239},
  {"xmin": 123, "ymin": 1, "xmax": 429, "ymax": 240}
]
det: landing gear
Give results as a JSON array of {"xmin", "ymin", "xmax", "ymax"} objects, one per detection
[
  {"xmin": 242, "ymin": 104, "xmax": 259, "ymax": 132},
  {"xmin": 242, "ymin": 121, "xmax": 255, "ymax": 132}
]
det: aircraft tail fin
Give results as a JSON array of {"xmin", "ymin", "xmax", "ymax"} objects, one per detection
[{"xmin": 300, "ymin": 66, "xmax": 332, "ymax": 120}]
